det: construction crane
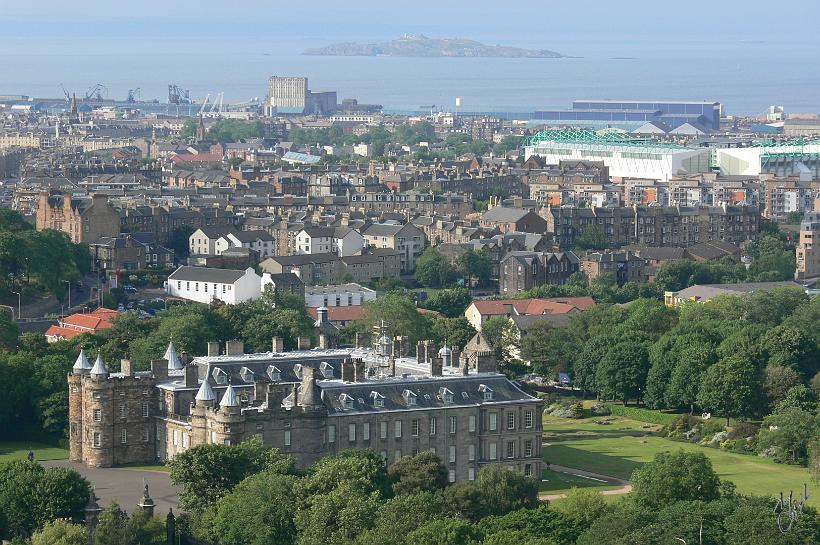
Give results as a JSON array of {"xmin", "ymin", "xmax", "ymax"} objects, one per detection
[
  {"xmin": 198, "ymin": 94, "xmax": 210, "ymax": 116},
  {"xmin": 84, "ymin": 84, "xmax": 107, "ymax": 101},
  {"xmin": 168, "ymin": 84, "xmax": 191, "ymax": 105},
  {"xmin": 209, "ymin": 92, "xmax": 224, "ymax": 115},
  {"xmin": 126, "ymin": 88, "xmax": 141, "ymax": 103},
  {"xmin": 59, "ymin": 84, "xmax": 71, "ymax": 104}
]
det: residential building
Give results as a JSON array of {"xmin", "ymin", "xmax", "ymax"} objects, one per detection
[
  {"xmin": 579, "ymin": 251, "xmax": 646, "ymax": 285},
  {"xmin": 295, "ymin": 227, "xmax": 335, "ymax": 255},
  {"xmin": 361, "ymin": 223, "xmax": 425, "ymax": 273},
  {"xmin": 795, "ymin": 212, "xmax": 820, "ymax": 282},
  {"xmin": 663, "ymin": 281, "xmax": 805, "ymax": 307},
  {"xmin": 480, "ymin": 207, "xmax": 547, "ymax": 235},
  {"xmin": 260, "ymin": 250, "xmax": 401, "ymax": 286},
  {"xmin": 45, "ymin": 308, "xmax": 118, "ymax": 343},
  {"xmin": 36, "ymin": 191, "xmax": 121, "ymax": 243},
  {"xmin": 498, "ymin": 251, "xmax": 580, "ymax": 295},
  {"xmin": 464, "ymin": 297, "xmax": 595, "ymax": 331},
  {"xmin": 166, "ymin": 266, "xmax": 265, "ymax": 305},
  {"xmin": 305, "ymin": 283, "xmax": 377, "ymax": 308}
]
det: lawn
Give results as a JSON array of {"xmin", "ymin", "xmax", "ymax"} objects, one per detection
[
  {"xmin": 0, "ymin": 441, "xmax": 69, "ymax": 463},
  {"xmin": 539, "ymin": 468, "xmax": 621, "ymax": 495},
  {"xmin": 543, "ymin": 415, "xmax": 818, "ymax": 508}
]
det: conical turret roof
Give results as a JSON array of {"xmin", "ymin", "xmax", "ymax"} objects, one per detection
[
  {"xmin": 219, "ymin": 384, "xmax": 239, "ymax": 408},
  {"xmin": 90, "ymin": 353, "xmax": 108, "ymax": 377},
  {"xmin": 195, "ymin": 380, "xmax": 216, "ymax": 402},
  {"xmin": 73, "ymin": 349, "xmax": 92, "ymax": 372},
  {"xmin": 164, "ymin": 342, "xmax": 183, "ymax": 371}
]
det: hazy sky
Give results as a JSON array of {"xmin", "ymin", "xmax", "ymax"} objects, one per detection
[{"xmin": 6, "ymin": 0, "xmax": 819, "ymax": 43}]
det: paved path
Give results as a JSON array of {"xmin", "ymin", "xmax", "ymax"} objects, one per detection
[
  {"xmin": 43, "ymin": 460, "xmax": 179, "ymax": 515},
  {"xmin": 539, "ymin": 463, "xmax": 632, "ymax": 501}
]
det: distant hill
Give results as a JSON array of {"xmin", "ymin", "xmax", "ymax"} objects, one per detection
[{"xmin": 303, "ymin": 34, "xmax": 565, "ymax": 59}]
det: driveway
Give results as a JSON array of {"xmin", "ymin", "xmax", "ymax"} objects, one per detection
[{"xmin": 43, "ymin": 460, "xmax": 180, "ymax": 515}]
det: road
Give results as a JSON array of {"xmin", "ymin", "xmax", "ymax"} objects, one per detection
[
  {"xmin": 539, "ymin": 463, "xmax": 632, "ymax": 501},
  {"xmin": 43, "ymin": 460, "xmax": 180, "ymax": 515}
]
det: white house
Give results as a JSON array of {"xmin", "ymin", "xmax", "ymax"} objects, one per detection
[
  {"xmin": 333, "ymin": 227, "xmax": 364, "ymax": 257},
  {"xmin": 304, "ymin": 283, "xmax": 377, "ymax": 308},
  {"xmin": 166, "ymin": 266, "xmax": 263, "ymax": 305},
  {"xmin": 226, "ymin": 231, "xmax": 276, "ymax": 258},
  {"xmin": 295, "ymin": 227, "xmax": 335, "ymax": 255},
  {"xmin": 189, "ymin": 228, "xmax": 232, "ymax": 256}
]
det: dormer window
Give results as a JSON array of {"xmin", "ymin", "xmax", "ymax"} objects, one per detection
[
  {"xmin": 439, "ymin": 387, "xmax": 454, "ymax": 404},
  {"xmin": 402, "ymin": 389, "xmax": 418, "ymax": 406},
  {"xmin": 294, "ymin": 364, "xmax": 303, "ymax": 380},
  {"xmin": 370, "ymin": 391, "xmax": 385, "ymax": 408},
  {"xmin": 320, "ymin": 361, "xmax": 334, "ymax": 379},
  {"xmin": 461, "ymin": 392, "xmax": 469, "ymax": 400},
  {"xmin": 339, "ymin": 393, "xmax": 354, "ymax": 410},
  {"xmin": 212, "ymin": 367, "xmax": 228, "ymax": 385},
  {"xmin": 240, "ymin": 367, "xmax": 254, "ymax": 383},
  {"xmin": 479, "ymin": 384, "xmax": 494, "ymax": 401},
  {"xmin": 267, "ymin": 365, "xmax": 281, "ymax": 382}
]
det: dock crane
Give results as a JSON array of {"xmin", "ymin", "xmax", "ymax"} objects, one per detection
[
  {"xmin": 168, "ymin": 84, "xmax": 192, "ymax": 105},
  {"xmin": 84, "ymin": 84, "xmax": 107, "ymax": 101},
  {"xmin": 126, "ymin": 88, "xmax": 141, "ymax": 103},
  {"xmin": 198, "ymin": 94, "xmax": 211, "ymax": 116},
  {"xmin": 59, "ymin": 84, "xmax": 71, "ymax": 105}
]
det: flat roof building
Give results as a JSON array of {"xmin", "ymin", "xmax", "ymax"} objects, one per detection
[{"xmin": 533, "ymin": 99, "xmax": 722, "ymax": 131}]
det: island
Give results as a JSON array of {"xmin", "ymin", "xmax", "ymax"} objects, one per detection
[{"xmin": 303, "ymin": 34, "xmax": 565, "ymax": 58}]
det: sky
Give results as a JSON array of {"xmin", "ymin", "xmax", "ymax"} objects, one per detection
[{"xmin": 5, "ymin": 0, "xmax": 819, "ymax": 43}]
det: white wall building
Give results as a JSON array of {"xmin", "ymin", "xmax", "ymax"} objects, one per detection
[
  {"xmin": 296, "ymin": 227, "xmax": 335, "ymax": 255},
  {"xmin": 166, "ymin": 266, "xmax": 264, "ymax": 305},
  {"xmin": 305, "ymin": 283, "xmax": 377, "ymax": 308}
]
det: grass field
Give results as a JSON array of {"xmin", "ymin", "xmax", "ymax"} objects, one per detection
[
  {"xmin": 539, "ymin": 468, "xmax": 621, "ymax": 495},
  {"xmin": 0, "ymin": 441, "xmax": 69, "ymax": 463},
  {"xmin": 543, "ymin": 415, "xmax": 818, "ymax": 508}
]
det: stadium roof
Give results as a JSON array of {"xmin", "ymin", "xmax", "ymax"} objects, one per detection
[{"xmin": 524, "ymin": 128, "xmax": 691, "ymax": 151}]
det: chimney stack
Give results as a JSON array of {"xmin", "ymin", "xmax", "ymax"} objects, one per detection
[
  {"xmin": 341, "ymin": 358, "xmax": 355, "ymax": 382},
  {"xmin": 207, "ymin": 342, "xmax": 220, "ymax": 357},
  {"xmin": 151, "ymin": 359, "xmax": 168, "ymax": 381},
  {"xmin": 120, "ymin": 359, "xmax": 134, "ymax": 378},
  {"xmin": 431, "ymin": 357, "xmax": 443, "ymax": 377},
  {"xmin": 184, "ymin": 364, "xmax": 198, "ymax": 388},
  {"xmin": 459, "ymin": 355, "xmax": 470, "ymax": 376},
  {"xmin": 298, "ymin": 336, "xmax": 311, "ymax": 350},
  {"xmin": 225, "ymin": 340, "xmax": 244, "ymax": 356},
  {"xmin": 353, "ymin": 358, "xmax": 366, "ymax": 382},
  {"xmin": 272, "ymin": 337, "xmax": 284, "ymax": 353},
  {"xmin": 319, "ymin": 334, "xmax": 329, "ymax": 349}
]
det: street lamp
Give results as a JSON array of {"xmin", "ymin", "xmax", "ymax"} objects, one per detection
[
  {"xmin": 62, "ymin": 280, "xmax": 71, "ymax": 310},
  {"xmin": 10, "ymin": 291, "xmax": 20, "ymax": 320}
]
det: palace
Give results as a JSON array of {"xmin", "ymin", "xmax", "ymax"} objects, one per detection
[{"xmin": 68, "ymin": 334, "xmax": 543, "ymax": 483}]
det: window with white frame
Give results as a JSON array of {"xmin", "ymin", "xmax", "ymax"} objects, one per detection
[
  {"xmin": 182, "ymin": 433, "xmax": 189, "ymax": 448},
  {"xmin": 394, "ymin": 450, "xmax": 402, "ymax": 462},
  {"xmin": 173, "ymin": 430, "xmax": 178, "ymax": 446},
  {"xmin": 429, "ymin": 417, "xmax": 437, "ymax": 435},
  {"xmin": 468, "ymin": 444, "xmax": 475, "ymax": 461},
  {"xmin": 524, "ymin": 464, "xmax": 533, "ymax": 477},
  {"xmin": 93, "ymin": 432, "xmax": 101, "ymax": 447},
  {"xmin": 380, "ymin": 421, "xmax": 387, "ymax": 439},
  {"xmin": 468, "ymin": 467, "xmax": 476, "ymax": 481},
  {"xmin": 120, "ymin": 429, "xmax": 127, "ymax": 444},
  {"xmin": 142, "ymin": 401, "xmax": 149, "ymax": 417},
  {"xmin": 507, "ymin": 412, "xmax": 516, "ymax": 430},
  {"xmin": 525, "ymin": 439, "xmax": 533, "ymax": 457},
  {"xmin": 506, "ymin": 441, "xmax": 515, "ymax": 459},
  {"xmin": 449, "ymin": 446, "xmax": 456, "ymax": 463},
  {"xmin": 489, "ymin": 413, "xmax": 497, "ymax": 431},
  {"xmin": 449, "ymin": 416, "xmax": 457, "ymax": 434},
  {"xmin": 448, "ymin": 469, "xmax": 456, "ymax": 483},
  {"xmin": 469, "ymin": 415, "xmax": 476, "ymax": 432},
  {"xmin": 489, "ymin": 442, "xmax": 497, "ymax": 460},
  {"xmin": 363, "ymin": 423, "xmax": 370, "ymax": 441},
  {"xmin": 93, "ymin": 408, "xmax": 101, "ymax": 422},
  {"xmin": 411, "ymin": 419, "xmax": 420, "ymax": 437},
  {"xmin": 394, "ymin": 420, "xmax": 402, "ymax": 438},
  {"xmin": 142, "ymin": 428, "xmax": 149, "ymax": 443},
  {"xmin": 328, "ymin": 424, "xmax": 336, "ymax": 444},
  {"xmin": 284, "ymin": 430, "xmax": 291, "ymax": 446},
  {"xmin": 349, "ymin": 423, "xmax": 356, "ymax": 442},
  {"xmin": 525, "ymin": 411, "xmax": 533, "ymax": 429}
]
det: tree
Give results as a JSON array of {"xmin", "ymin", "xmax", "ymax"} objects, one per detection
[
  {"xmin": 630, "ymin": 451, "xmax": 722, "ymax": 509},
  {"xmin": 31, "ymin": 519, "xmax": 87, "ymax": 545},
  {"xmin": 352, "ymin": 293, "xmax": 431, "ymax": 347},
  {"xmin": 354, "ymin": 491, "xmax": 446, "ymax": 545},
  {"xmin": 758, "ymin": 408, "xmax": 819, "ymax": 463},
  {"xmin": 457, "ymin": 250, "xmax": 492, "ymax": 283},
  {"xmin": 520, "ymin": 321, "xmax": 575, "ymax": 378},
  {"xmin": 415, "ymin": 248, "xmax": 458, "ymax": 288},
  {"xmin": 422, "ymin": 288, "xmax": 472, "ymax": 318},
  {"xmin": 444, "ymin": 465, "xmax": 538, "ymax": 522},
  {"xmin": 478, "ymin": 504, "xmax": 579, "ymax": 545},
  {"xmin": 168, "ymin": 438, "xmax": 295, "ymax": 512},
  {"xmin": 774, "ymin": 384, "xmax": 817, "ymax": 414},
  {"xmin": 571, "ymin": 225, "xmax": 609, "ymax": 251},
  {"xmin": 203, "ymin": 471, "xmax": 299, "ymax": 545},
  {"xmin": 0, "ymin": 461, "xmax": 90, "ymax": 539},
  {"xmin": 697, "ymin": 354, "xmax": 764, "ymax": 424},
  {"xmin": 763, "ymin": 365, "xmax": 804, "ymax": 408},
  {"xmin": 665, "ymin": 341, "xmax": 717, "ymax": 413},
  {"xmin": 388, "ymin": 451, "xmax": 448, "ymax": 495},
  {"xmin": 479, "ymin": 317, "xmax": 515, "ymax": 363},
  {"xmin": 429, "ymin": 317, "xmax": 476, "ymax": 351},
  {"xmin": 404, "ymin": 517, "xmax": 481, "ymax": 545},
  {"xmin": 595, "ymin": 338, "xmax": 650, "ymax": 404},
  {"xmin": 551, "ymin": 487, "xmax": 611, "ymax": 529},
  {"xmin": 93, "ymin": 503, "xmax": 164, "ymax": 545},
  {"xmin": 297, "ymin": 450, "xmax": 391, "ymax": 504},
  {"xmin": 0, "ymin": 311, "xmax": 18, "ymax": 351},
  {"xmin": 723, "ymin": 496, "xmax": 820, "ymax": 545},
  {"xmin": 167, "ymin": 226, "xmax": 195, "ymax": 258},
  {"xmin": 295, "ymin": 482, "xmax": 381, "ymax": 545}
]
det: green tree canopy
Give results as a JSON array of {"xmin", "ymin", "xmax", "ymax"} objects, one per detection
[
  {"xmin": 388, "ymin": 451, "xmax": 449, "ymax": 495},
  {"xmin": 630, "ymin": 450, "xmax": 722, "ymax": 509},
  {"xmin": 697, "ymin": 354, "xmax": 764, "ymax": 423},
  {"xmin": 415, "ymin": 248, "xmax": 458, "ymax": 288}
]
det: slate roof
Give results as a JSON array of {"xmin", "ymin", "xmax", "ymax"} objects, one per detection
[
  {"xmin": 168, "ymin": 266, "xmax": 249, "ymax": 283},
  {"xmin": 482, "ymin": 207, "xmax": 529, "ymax": 223}
]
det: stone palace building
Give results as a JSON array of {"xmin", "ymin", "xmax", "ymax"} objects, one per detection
[{"xmin": 68, "ymin": 334, "xmax": 543, "ymax": 483}]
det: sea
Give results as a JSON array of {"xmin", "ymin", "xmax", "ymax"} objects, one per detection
[{"xmin": 1, "ymin": 32, "xmax": 819, "ymax": 117}]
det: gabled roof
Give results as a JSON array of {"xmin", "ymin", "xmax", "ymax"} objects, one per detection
[
  {"xmin": 168, "ymin": 266, "xmax": 251, "ymax": 284},
  {"xmin": 470, "ymin": 297, "xmax": 595, "ymax": 318},
  {"xmin": 482, "ymin": 207, "xmax": 529, "ymax": 223}
]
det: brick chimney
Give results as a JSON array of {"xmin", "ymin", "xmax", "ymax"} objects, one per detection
[
  {"xmin": 225, "ymin": 340, "xmax": 244, "ymax": 356},
  {"xmin": 120, "ymin": 359, "xmax": 134, "ymax": 378},
  {"xmin": 207, "ymin": 342, "xmax": 220, "ymax": 357},
  {"xmin": 272, "ymin": 337, "xmax": 284, "ymax": 352}
]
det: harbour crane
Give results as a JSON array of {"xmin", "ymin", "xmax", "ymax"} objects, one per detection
[
  {"xmin": 126, "ymin": 88, "xmax": 141, "ymax": 103},
  {"xmin": 209, "ymin": 92, "xmax": 224, "ymax": 115},
  {"xmin": 198, "ymin": 94, "xmax": 211, "ymax": 116},
  {"xmin": 84, "ymin": 84, "xmax": 107, "ymax": 101},
  {"xmin": 168, "ymin": 84, "xmax": 192, "ymax": 105},
  {"xmin": 59, "ymin": 84, "xmax": 71, "ymax": 104}
]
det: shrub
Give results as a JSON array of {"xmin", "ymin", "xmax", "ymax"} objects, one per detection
[
  {"xmin": 590, "ymin": 404, "xmax": 611, "ymax": 416},
  {"xmin": 703, "ymin": 419, "xmax": 726, "ymax": 437},
  {"xmin": 728, "ymin": 421, "xmax": 759, "ymax": 440}
]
